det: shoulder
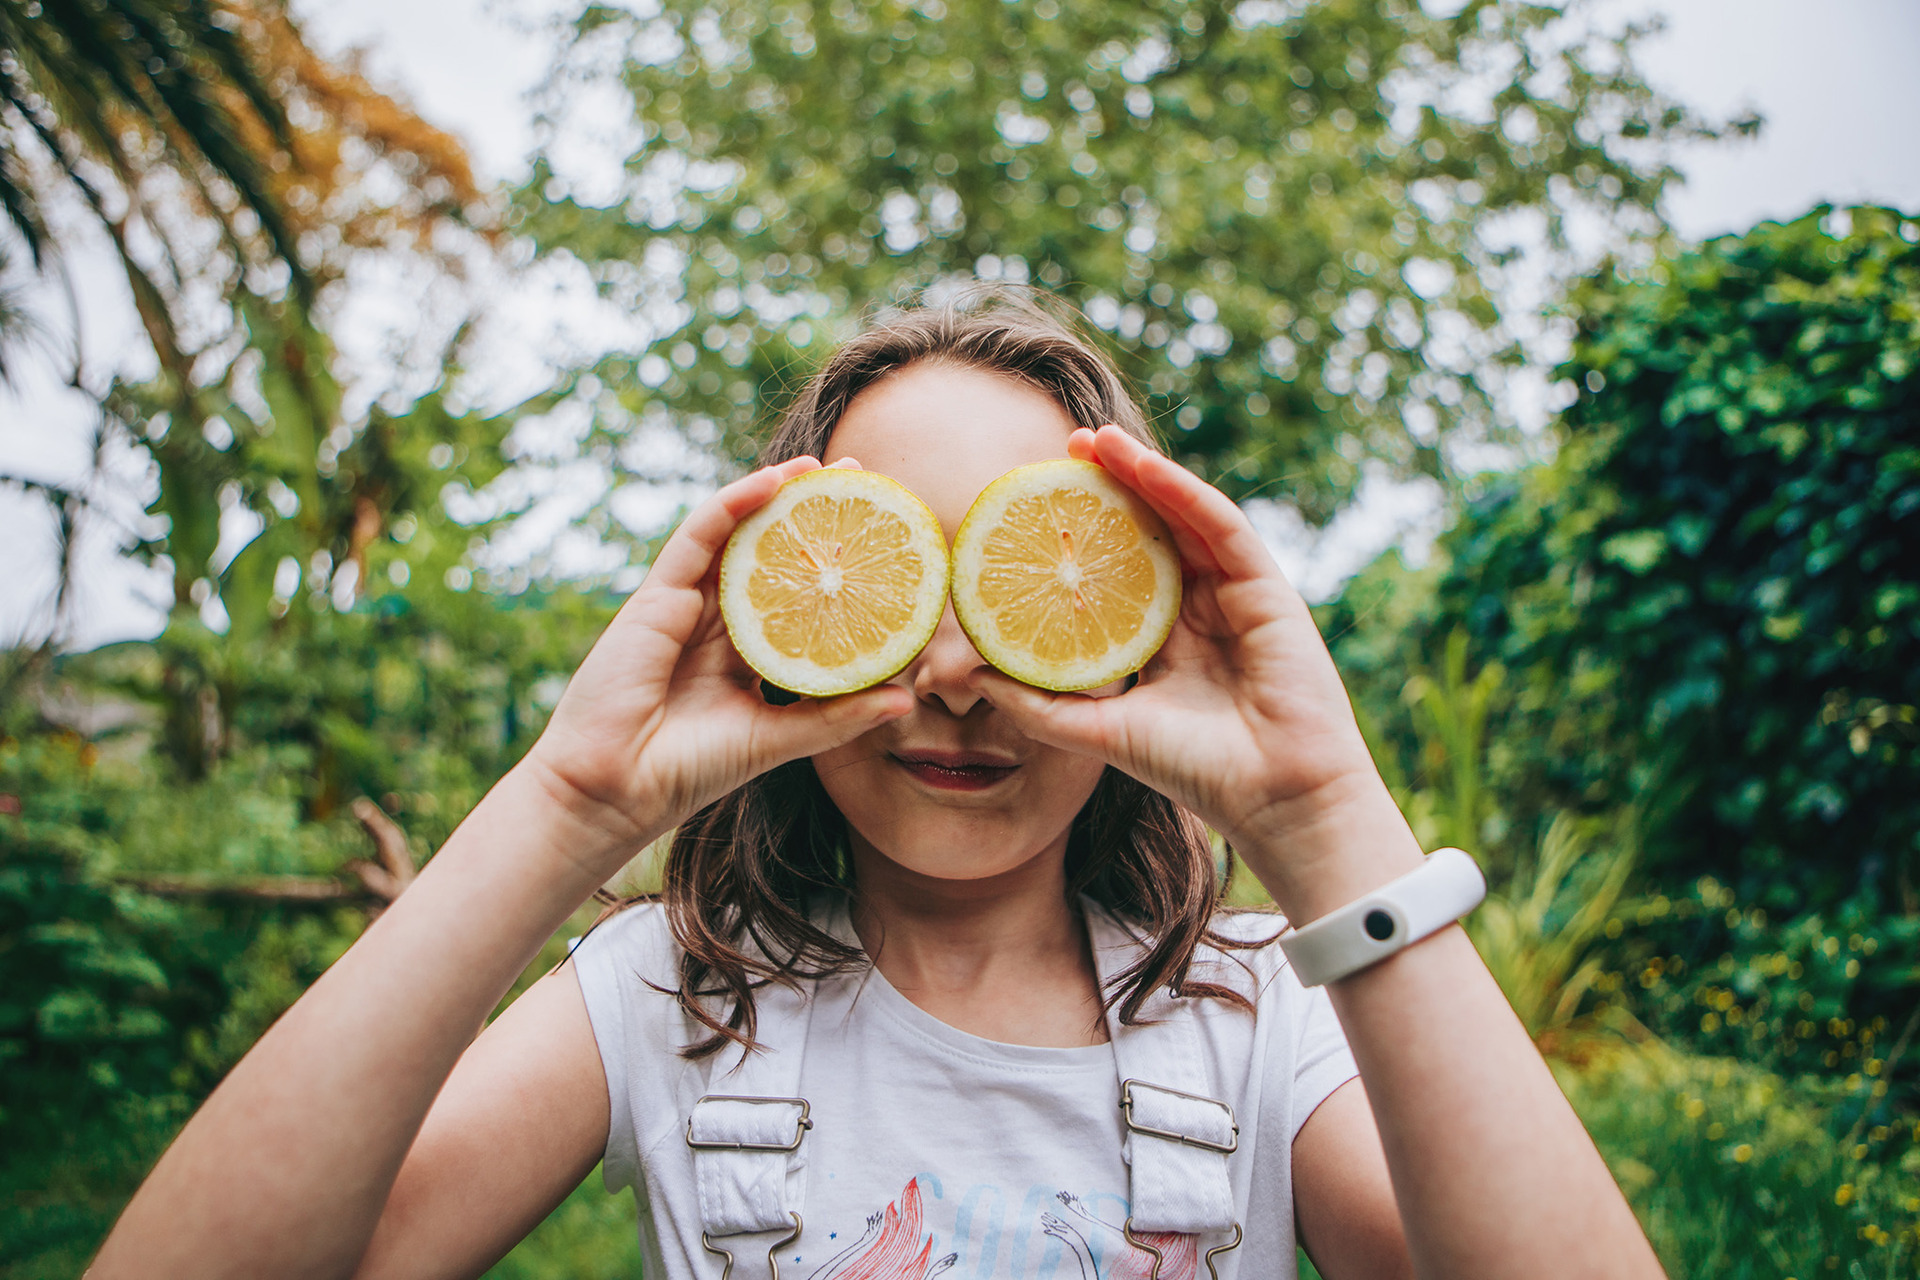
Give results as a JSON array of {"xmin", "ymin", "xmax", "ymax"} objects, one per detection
[
  {"xmin": 567, "ymin": 900, "xmax": 682, "ymax": 1007},
  {"xmin": 1193, "ymin": 906, "xmax": 1300, "ymax": 1007},
  {"xmin": 1083, "ymin": 898, "xmax": 1301, "ymax": 1009}
]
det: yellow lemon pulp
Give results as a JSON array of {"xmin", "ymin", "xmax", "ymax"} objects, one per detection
[
  {"xmin": 720, "ymin": 469, "xmax": 948, "ymax": 696},
  {"xmin": 952, "ymin": 459, "xmax": 1180, "ymax": 692}
]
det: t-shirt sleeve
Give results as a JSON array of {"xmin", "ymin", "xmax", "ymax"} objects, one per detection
[
  {"xmin": 1287, "ymin": 980, "xmax": 1360, "ymax": 1143},
  {"xmin": 567, "ymin": 903, "xmax": 681, "ymax": 1194}
]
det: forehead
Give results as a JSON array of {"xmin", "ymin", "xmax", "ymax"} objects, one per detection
[{"xmin": 821, "ymin": 361, "xmax": 1080, "ymax": 535}]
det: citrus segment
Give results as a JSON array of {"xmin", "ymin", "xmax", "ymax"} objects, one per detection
[
  {"xmin": 951, "ymin": 459, "xmax": 1180, "ymax": 692},
  {"xmin": 720, "ymin": 468, "xmax": 948, "ymax": 696}
]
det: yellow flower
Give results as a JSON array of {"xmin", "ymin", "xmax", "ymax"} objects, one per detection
[
  {"xmin": 1835, "ymin": 1183, "xmax": 1855, "ymax": 1206},
  {"xmin": 1732, "ymin": 1144, "xmax": 1754, "ymax": 1163}
]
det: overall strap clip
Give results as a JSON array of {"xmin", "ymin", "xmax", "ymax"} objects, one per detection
[
  {"xmin": 1089, "ymin": 901, "xmax": 1243, "ymax": 1278},
  {"xmin": 686, "ymin": 978, "xmax": 817, "ymax": 1275}
]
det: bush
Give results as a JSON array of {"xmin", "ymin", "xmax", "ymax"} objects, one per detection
[{"xmin": 1431, "ymin": 206, "xmax": 1920, "ymax": 911}]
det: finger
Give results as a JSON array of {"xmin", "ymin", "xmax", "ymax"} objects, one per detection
[
  {"xmin": 1060, "ymin": 425, "xmax": 1220, "ymax": 573},
  {"xmin": 642, "ymin": 457, "xmax": 821, "ymax": 597},
  {"xmin": 1091, "ymin": 427, "xmax": 1279, "ymax": 583},
  {"xmin": 751, "ymin": 683, "xmax": 914, "ymax": 766},
  {"xmin": 963, "ymin": 668, "xmax": 1119, "ymax": 761},
  {"xmin": 1082, "ymin": 432, "xmax": 1223, "ymax": 575},
  {"xmin": 830, "ymin": 456, "xmax": 864, "ymax": 469}
]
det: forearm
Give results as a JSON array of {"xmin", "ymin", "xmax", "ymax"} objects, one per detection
[
  {"xmin": 90, "ymin": 764, "xmax": 642, "ymax": 1280},
  {"xmin": 1242, "ymin": 783, "xmax": 1663, "ymax": 1280}
]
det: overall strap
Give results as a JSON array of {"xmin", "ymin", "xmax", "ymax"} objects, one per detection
[
  {"xmin": 685, "ymin": 974, "xmax": 816, "ymax": 1265},
  {"xmin": 1087, "ymin": 903, "xmax": 1241, "ymax": 1247}
]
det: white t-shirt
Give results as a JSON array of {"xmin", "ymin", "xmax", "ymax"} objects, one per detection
[{"xmin": 570, "ymin": 898, "xmax": 1357, "ymax": 1279}]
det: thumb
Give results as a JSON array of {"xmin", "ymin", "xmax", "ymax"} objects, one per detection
[
  {"xmin": 752, "ymin": 683, "xmax": 914, "ymax": 767},
  {"xmin": 964, "ymin": 668, "xmax": 1116, "ymax": 761}
]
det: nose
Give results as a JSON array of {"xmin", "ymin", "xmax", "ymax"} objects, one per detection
[{"xmin": 908, "ymin": 598, "xmax": 990, "ymax": 717}]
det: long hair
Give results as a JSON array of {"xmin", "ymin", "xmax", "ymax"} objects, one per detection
[{"xmin": 604, "ymin": 288, "xmax": 1274, "ymax": 1059}]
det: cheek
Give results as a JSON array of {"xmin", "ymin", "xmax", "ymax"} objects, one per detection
[
  {"xmin": 1027, "ymin": 751, "xmax": 1108, "ymax": 813},
  {"xmin": 809, "ymin": 735, "xmax": 888, "ymax": 805}
]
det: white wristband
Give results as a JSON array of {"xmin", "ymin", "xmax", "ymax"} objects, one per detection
[{"xmin": 1278, "ymin": 847, "xmax": 1486, "ymax": 987}]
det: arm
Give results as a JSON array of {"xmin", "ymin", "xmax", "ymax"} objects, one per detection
[
  {"xmin": 1293, "ymin": 1079, "xmax": 1412, "ymax": 1280},
  {"xmin": 353, "ymin": 963, "xmax": 606, "ymax": 1280},
  {"xmin": 89, "ymin": 457, "xmax": 911, "ymax": 1280},
  {"xmin": 1254, "ymin": 781, "xmax": 1650, "ymax": 1279},
  {"xmin": 973, "ymin": 426, "xmax": 1663, "ymax": 1280}
]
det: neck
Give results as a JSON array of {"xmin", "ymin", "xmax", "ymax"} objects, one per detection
[{"xmin": 846, "ymin": 830, "xmax": 1108, "ymax": 1047}]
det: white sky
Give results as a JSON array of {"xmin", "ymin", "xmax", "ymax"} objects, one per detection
[{"xmin": 2, "ymin": 0, "xmax": 1917, "ymax": 648}]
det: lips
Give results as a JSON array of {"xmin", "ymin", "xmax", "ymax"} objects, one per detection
[{"xmin": 890, "ymin": 749, "xmax": 1020, "ymax": 792}]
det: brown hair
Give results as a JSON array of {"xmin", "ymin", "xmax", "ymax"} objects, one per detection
[{"xmin": 603, "ymin": 288, "xmax": 1272, "ymax": 1058}]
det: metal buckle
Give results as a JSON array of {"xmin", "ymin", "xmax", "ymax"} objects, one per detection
[
  {"xmin": 685, "ymin": 1094, "xmax": 814, "ymax": 1152},
  {"xmin": 1124, "ymin": 1220, "xmax": 1243, "ymax": 1280},
  {"xmin": 703, "ymin": 1211, "xmax": 802, "ymax": 1280},
  {"xmin": 1119, "ymin": 1078, "xmax": 1239, "ymax": 1155}
]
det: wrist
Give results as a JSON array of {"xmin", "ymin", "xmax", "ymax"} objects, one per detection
[
  {"xmin": 491, "ymin": 757, "xmax": 662, "ymax": 893},
  {"xmin": 1229, "ymin": 773, "xmax": 1427, "ymax": 926}
]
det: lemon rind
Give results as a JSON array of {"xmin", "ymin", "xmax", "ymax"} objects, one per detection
[
  {"xmin": 718, "ymin": 469, "xmax": 949, "ymax": 697},
  {"xmin": 950, "ymin": 458, "xmax": 1181, "ymax": 693}
]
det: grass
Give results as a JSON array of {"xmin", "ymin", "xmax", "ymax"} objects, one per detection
[{"xmin": 484, "ymin": 1173, "xmax": 642, "ymax": 1280}]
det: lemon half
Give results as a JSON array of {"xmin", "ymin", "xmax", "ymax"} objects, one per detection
[
  {"xmin": 950, "ymin": 459, "xmax": 1181, "ymax": 692},
  {"xmin": 719, "ymin": 468, "xmax": 949, "ymax": 697}
]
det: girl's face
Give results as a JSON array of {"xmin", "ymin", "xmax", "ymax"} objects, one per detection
[{"xmin": 809, "ymin": 360, "xmax": 1119, "ymax": 884}]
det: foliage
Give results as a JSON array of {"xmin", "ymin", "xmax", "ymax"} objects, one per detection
[
  {"xmin": 1315, "ymin": 202, "xmax": 1920, "ymax": 1275},
  {"xmin": 0, "ymin": 707, "xmax": 610, "ymax": 1272},
  {"xmin": 515, "ymin": 0, "xmax": 1731, "ymax": 516},
  {"xmin": 0, "ymin": 729, "xmax": 368, "ymax": 1274},
  {"xmin": 1562, "ymin": 1044, "xmax": 1920, "ymax": 1279},
  {"xmin": 0, "ymin": 0, "xmax": 479, "ymax": 352},
  {"xmin": 1605, "ymin": 874, "xmax": 1920, "ymax": 1121},
  {"xmin": 86, "ymin": 310, "xmax": 606, "ymax": 792},
  {"xmin": 1427, "ymin": 205, "xmax": 1920, "ymax": 913},
  {"xmin": 1467, "ymin": 810, "xmax": 1637, "ymax": 1046}
]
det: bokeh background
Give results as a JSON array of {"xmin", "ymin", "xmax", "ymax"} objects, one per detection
[{"xmin": 1, "ymin": 1, "xmax": 1916, "ymax": 1275}]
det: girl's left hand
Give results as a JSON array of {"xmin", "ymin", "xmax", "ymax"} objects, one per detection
[{"xmin": 966, "ymin": 425, "xmax": 1392, "ymax": 867}]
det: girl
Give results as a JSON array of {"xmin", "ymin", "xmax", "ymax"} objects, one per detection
[{"xmin": 90, "ymin": 297, "xmax": 1662, "ymax": 1280}]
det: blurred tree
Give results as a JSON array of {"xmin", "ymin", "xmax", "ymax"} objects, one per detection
[
  {"xmin": 0, "ymin": 0, "xmax": 484, "ymax": 639},
  {"xmin": 0, "ymin": 0, "xmax": 544, "ymax": 793},
  {"xmin": 515, "ymin": 0, "xmax": 1738, "ymax": 517}
]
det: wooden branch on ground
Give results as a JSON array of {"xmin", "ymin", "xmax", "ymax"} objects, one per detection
[
  {"xmin": 346, "ymin": 796, "xmax": 417, "ymax": 905},
  {"xmin": 112, "ymin": 798, "xmax": 423, "ymax": 909},
  {"xmin": 114, "ymin": 874, "xmax": 370, "ymax": 902}
]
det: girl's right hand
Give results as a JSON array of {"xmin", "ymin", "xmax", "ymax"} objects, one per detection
[{"xmin": 517, "ymin": 457, "xmax": 913, "ymax": 871}]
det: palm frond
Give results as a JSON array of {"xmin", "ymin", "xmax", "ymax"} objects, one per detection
[{"xmin": 0, "ymin": 0, "xmax": 309, "ymax": 297}]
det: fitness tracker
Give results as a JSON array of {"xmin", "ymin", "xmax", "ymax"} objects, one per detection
[{"xmin": 1278, "ymin": 847, "xmax": 1486, "ymax": 987}]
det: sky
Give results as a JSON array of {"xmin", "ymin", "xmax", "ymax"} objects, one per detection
[{"xmin": 3, "ymin": 0, "xmax": 1918, "ymax": 648}]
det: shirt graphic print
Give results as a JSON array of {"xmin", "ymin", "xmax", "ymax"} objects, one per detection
[{"xmin": 801, "ymin": 1175, "xmax": 1198, "ymax": 1280}]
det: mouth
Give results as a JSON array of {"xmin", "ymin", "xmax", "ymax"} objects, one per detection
[{"xmin": 889, "ymin": 749, "xmax": 1021, "ymax": 792}]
